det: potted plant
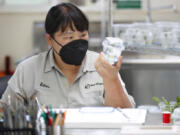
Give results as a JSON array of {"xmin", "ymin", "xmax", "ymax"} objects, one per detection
[
  {"xmin": 152, "ymin": 96, "xmax": 180, "ymax": 113},
  {"xmin": 152, "ymin": 96, "xmax": 180, "ymax": 124}
]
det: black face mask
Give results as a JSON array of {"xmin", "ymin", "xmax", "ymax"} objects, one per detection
[{"xmin": 52, "ymin": 38, "xmax": 88, "ymax": 66}]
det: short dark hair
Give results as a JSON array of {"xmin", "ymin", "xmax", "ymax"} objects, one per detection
[{"xmin": 45, "ymin": 3, "xmax": 89, "ymax": 37}]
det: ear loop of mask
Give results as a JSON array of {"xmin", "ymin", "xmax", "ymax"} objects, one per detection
[{"xmin": 50, "ymin": 37, "xmax": 63, "ymax": 55}]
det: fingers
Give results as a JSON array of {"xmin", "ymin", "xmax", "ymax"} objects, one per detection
[
  {"xmin": 95, "ymin": 52, "xmax": 123, "ymax": 80},
  {"xmin": 95, "ymin": 52, "xmax": 122, "ymax": 72},
  {"xmin": 99, "ymin": 52, "xmax": 110, "ymax": 65},
  {"xmin": 115, "ymin": 56, "xmax": 122, "ymax": 70},
  {"xmin": 94, "ymin": 54, "xmax": 101, "ymax": 71},
  {"xmin": 95, "ymin": 52, "xmax": 109, "ymax": 67},
  {"xmin": 95, "ymin": 52, "xmax": 109, "ymax": 75},
  {"xmin": 100, "ymin": 52, "xmax": 113, "ymax": 68}
]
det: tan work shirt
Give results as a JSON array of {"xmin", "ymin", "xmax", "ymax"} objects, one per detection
[{"xmin": 1, "ymin": 49, "xmax": 135, "ymax": 107}]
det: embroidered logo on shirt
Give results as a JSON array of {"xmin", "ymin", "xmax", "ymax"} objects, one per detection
[
  {"xmin": 85, "ymin": 83, "xmax": 103, "ymax": 89},
  {"xmin": 40, "ymin": 82, "xmax": 50, "ymax": 88}
]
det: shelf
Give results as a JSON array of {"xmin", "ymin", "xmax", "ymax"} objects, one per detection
[{"xmin": 125, "ymin": 45, "xmax": 180, "ymax": 56}]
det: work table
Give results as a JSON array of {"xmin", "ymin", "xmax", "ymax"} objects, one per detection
[{"xmin": 63, "ymin": 113, "xmax": 180, "ymax": 135}]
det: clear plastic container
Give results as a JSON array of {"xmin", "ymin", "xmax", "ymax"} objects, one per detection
[
  {"xmin": 172, "ymin": 108, "xmax": 180, "ymax": 125},
  {"xmin": 102, "ymin": 37, "xmax": 125, "ymax": 65},
  {"xmin": 160, "ymin": 31, "xmax": 176, "ymax": 48},
  {"xmin": 110, "ymin": 22, "xmax": 180, "ymax": 56},
  {"xmin": 137, "ymin": 105, "xmax": 161, "ymax": 113},
  {"xmin": 113, "ymin": 24, "xmax": 131, "ymax": 38},
  {"xmin": 172, "ymin": 29, "xmax": 180, "ymax": 48},
  {"xmin": 158, "ymin": 101, "xmax": 176, "ymax": 113}
]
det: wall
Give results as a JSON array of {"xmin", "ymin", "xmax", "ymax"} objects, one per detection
[
  {"xmin": 0, "ymin": 0, "xmax": 180, "ymax": 71},
  {"xmin": 0, "ymin": 12, "xmax": 46, "ymax": 71}
]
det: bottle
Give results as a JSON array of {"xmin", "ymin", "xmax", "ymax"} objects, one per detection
[{"xmin": 102, "ymin": 37, "xmax": 125, "ymax": 65}]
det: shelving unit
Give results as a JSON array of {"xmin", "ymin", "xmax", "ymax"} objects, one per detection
[
  {"xmin": 108, "ymin": 0, "xmax": 180, "ymax": 56},
  {"xmin": 125, "ymin": 45, "xmax": 180, "ymax": 56}
]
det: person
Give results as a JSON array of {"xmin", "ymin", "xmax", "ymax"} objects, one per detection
[{"xmin": 0, "ymin": 3, "xmax": 135, "ymax": 108}]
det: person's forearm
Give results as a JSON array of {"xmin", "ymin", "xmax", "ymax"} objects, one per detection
[{"xmin": 104, "ymin": 77, "xmax": 133, "ymax": 108}]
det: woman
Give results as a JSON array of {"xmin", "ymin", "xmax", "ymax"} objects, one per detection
[{"xmin": 1, "ymin": 3, "xmax": 135, "ymax": 108}]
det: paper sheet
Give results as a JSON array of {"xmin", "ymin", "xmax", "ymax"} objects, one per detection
[{"xmin": 64, "ymin": 107, "xmax": 147, "ymax": 128}]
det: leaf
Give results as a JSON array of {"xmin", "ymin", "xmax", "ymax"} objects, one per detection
[
  {"xmin": 152, "ymin": 96, "xmax": 161, "ymax": 104},
  {"xmin": 161, "ymin": 97, "xmax": 170, "ymax": 105},
  {"xmin": 153, "ymin": 96, "xmax": 180, "ymax": 113},
  {"xmin": 173, "ymin": 103, "xmax": 179, "ymax": 111},
  {"xmin": 176, "ymin": 96, "xmax": 180, "ymax": 103}
]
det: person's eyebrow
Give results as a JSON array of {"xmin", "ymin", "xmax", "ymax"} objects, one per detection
[{"xmin": 56, "ymin": 30, "xmax": 74, "ymax": 37}]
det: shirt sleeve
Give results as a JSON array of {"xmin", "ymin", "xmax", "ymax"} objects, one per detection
[{"xmin": 0, "ymin": 64, "xmax": 25, "ymax": 107}]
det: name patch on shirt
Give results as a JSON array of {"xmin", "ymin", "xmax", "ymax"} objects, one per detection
[
  {"xmin": 85, "ymin": 82, "xmax": 103, "ymax": 89},
  {"xmin": 40, "ymin": 82, "xmax": 50, "ymax": 88},
  {"xmin": 80, "ymin": 71, "xmax": 104, "ymax": 93}
]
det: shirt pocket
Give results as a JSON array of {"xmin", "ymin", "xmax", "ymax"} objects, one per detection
[
  {"xmin": 34, "ymin": 87, "xmax": 51, "ymax": 96},
  {"xmin": 79, "ymin": 86, "xmax": 104, "ymax": 106},
  {"xmin": 80, "ymin": 84, "xmax": 104, "ymax": 98},
  {"xmin": 34, "ymin": 85, "xmax": 53, "ymax": 105}
]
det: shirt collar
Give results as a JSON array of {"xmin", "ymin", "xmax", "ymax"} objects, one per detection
[
  {"xmin": 82, "ymin": 50, "xmax": 97, "ymax": 72},
  {"xmin": 44, "ymin": 48, "xmax": 55, "ymax": 73}
]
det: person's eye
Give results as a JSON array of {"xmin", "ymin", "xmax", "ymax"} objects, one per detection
[{"xmin": 64, "ymin": 36, "xmax": 73, "ymax": 39}]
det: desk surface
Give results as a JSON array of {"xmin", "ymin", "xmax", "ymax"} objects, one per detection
[
  {"xmin": 62, "ymin": 113, "xmax": 180, "ymax": 135},
  {"xmin": 145, "ymin": 113, "xmax": 162, "ymax": 125}
]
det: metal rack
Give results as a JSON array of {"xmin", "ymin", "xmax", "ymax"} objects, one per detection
[{"xmin": 108, "ymin": 0, "xmax": 180, "ymax": 56}]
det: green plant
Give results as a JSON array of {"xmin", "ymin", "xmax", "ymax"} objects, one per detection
[{"xmin": 152, "ymin": 96, "xmax": 180, "ymax": 113}]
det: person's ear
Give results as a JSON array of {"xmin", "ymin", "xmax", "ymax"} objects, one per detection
[{"xmin": 45, "ymin": 33, "xmax": 52, "ymax": 47}]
